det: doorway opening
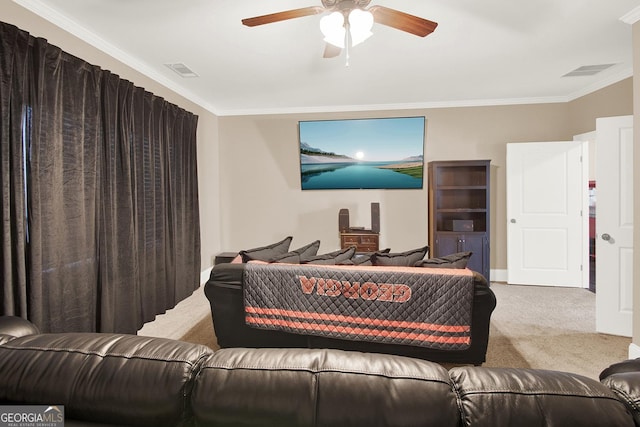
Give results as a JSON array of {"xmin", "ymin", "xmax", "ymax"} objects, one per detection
[{"xmin": 589, "ymin": 180, "xmax": 596, "ymax": 293}]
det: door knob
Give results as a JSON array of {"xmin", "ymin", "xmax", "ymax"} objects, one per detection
[
  {"xmin": 601, "ymin": 233, "xmax": 611, "ymax": 241},
  {"xmin": 510, "ymin": 218, "xmax": 516, "ymax": 223}
]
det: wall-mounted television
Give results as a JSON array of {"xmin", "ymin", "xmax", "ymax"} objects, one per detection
[{"xmin": 298, "ymin": 116, "xmax": 425, "ymax": 190}]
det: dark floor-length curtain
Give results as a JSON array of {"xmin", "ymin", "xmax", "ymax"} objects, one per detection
[
  {"xmin": 0, "ymin": 22, "xmax": 31, "ymax": 317},
  {"xmin": 0, "ymin": 22, "xmax": 200, "ymax": 333},
  {"xmin": 27, "ymin": 35, "xmax": 102, "ymax": 332},
  {"xmin": 98, "ymin": 75, "xmax": 201, "ymax": 332}
]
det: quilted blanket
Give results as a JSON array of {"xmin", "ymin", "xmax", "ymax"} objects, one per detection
[{"xmin": 243, "ymin": 263, "xmax": 475, "ymax": 350}]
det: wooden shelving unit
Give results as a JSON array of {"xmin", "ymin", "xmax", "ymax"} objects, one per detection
[{"xmin": 428, "ymin": 160, "xmax": 491, "ymax": 281}]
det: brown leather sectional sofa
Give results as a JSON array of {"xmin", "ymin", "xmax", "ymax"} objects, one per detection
[{"xmin": 0, "ymin": 316, "xmax": 637, "ymax": 426}]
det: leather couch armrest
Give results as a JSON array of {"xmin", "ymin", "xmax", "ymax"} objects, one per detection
[
  {"xmin": 602, "ymin": 372, "xmax": 640, "ymax": 427},
  {"xmin": 601, "ymin": 358, "xmax": 640, "ymax": 380},
  {"xmin": 0, "ymin": 316, "xmax": 40, "ymax": 337},
  {"xmin": 472, "ymin": 271, "xmax": 496, "ymax": 307},
  {"xmin": 207, "ymin": 261, "xmax": 245, "ymax": 285}
]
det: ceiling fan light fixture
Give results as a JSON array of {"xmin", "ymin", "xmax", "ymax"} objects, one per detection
[
  {"xmin": 320, "ymin": 11, "xmax": 346, "ymax": 48},
  {"xmin": 348, "ymin": 9, "xmax": 373, "ymax": 46},
  {"xmin": 243, "ymin": 2, "xmax": 438, "ymax": 60}
]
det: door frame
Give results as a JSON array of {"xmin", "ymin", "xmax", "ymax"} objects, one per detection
[{"xmin": 573, "ymin": 131, "xmax": 595, "ymax": 290}]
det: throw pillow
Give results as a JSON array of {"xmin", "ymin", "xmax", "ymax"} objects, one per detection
[
  {"xmin": 267, "ymin": 240, "xmax": 321, "ymax": 264},
  {"xmin": 415, "ymin": 251, "xmax": 472, "ymax": 269},
  {"xmin": 239, "ymin": 236, "xmax": 293, "ymax": 263},
  {"xmin": 304, "ymin": 247, "xmax": 356, "ymax": 265},
  {"xmin": 337, "ymin": 248, "xmax": 390, "ymax": 266},
  {"xmin": 371, "ymin": 245, "xmax": 429, "ymax": 266},
  {"xmin": 292, "ymin": 240, "xmax": 321, "ymax": 261}
]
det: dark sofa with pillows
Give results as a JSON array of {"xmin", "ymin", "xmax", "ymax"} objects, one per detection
[
  {"xmin": 0, "ymin": 316, "xmax": 637, "ymax": 427},
  {"xmin": 205, "ymin": 237, "xmax": 496, "ymax": 365}
]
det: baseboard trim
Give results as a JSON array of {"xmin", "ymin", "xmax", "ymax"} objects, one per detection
[
  {"xmin": 200, "ymin": 266, "xmax": 213, "ymax": 286},
  {"xmin": 490, "ymin": 269, "xmax": 507, "ymax": 283},
  {"xmin": 629, "ymin": 343, "xmax": 640, "ymax": 359}
]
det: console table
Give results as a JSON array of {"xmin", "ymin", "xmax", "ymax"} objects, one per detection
[
  {"xmin": 214, "ymin": 252, "xmax": 238, "ymax": 265},
  {"xmin": 340, "ymin": 230, "xmax": 379, "ymax": 253}
]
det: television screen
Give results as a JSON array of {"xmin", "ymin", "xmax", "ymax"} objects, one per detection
[{"xmin": 298, "ymin": 116, "xmax": 425, "ymax": 190}]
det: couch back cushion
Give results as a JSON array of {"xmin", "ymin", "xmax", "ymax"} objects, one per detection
[
  {"xmin": 192, "ymin": 347, "xmax": 460, "ymax": 427},
  {"xmin": 450, "ymin": 366, "xmax": 635, "ymax": 427},
  {"xmin": 0, "ymin": 333, "xmax": 213, "ymax": 426},
  {"xmin": 0, "ymin": 316, "xmax": 41, "ymax": 337}
]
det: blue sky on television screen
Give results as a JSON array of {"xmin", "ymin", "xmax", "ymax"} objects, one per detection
[{"xmin": 299, "ymin": 117, "xmax": 424, "ymax": 162}]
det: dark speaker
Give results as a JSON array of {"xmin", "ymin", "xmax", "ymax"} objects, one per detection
[
  {"xmin": 339, "ymin": 209, "xmax": 350, "ymax": 232},
  {"xmin": 371, "ymin": 203, "xmax": 380, "ymax": 233}
]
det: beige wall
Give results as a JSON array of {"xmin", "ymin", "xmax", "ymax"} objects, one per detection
[
  {"xmin": 568, "ymin": 78, "xmax": 634, "ymax": 136},
  {"xmin": 3, "ymin": 1, "xmax": 634, "ymax": 277},
  {"xmin": 4, "ymin": 1, "xmax": 222, "ymax": 272},
  {"xmin": 219, "ymin": 88, "xmax": 630, "ymax": 273}
]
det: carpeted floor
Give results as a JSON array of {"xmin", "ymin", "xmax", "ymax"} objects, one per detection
[
  {"xmin": 179, "ymin": 282, "xmax": 631, "ymax": 380},
  {"xmin": 483, "ymin": 283, "xmax": 630, "ymax": 379},
  {"xmin": 180, "ymin": 313, "xmax": 219, "ymax": 349}
]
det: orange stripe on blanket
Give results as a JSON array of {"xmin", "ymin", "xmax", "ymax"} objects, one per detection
[
  {"xmin": 275, "ymin": 262, "xmax": 475, "ymax": 277},
  {"xmin": 245, "ymin": 306, "xmax": 470, "ymax": 333},
  {"xmin": 246, "ymin": 316, "xmax": 471, "ymax": 345}
]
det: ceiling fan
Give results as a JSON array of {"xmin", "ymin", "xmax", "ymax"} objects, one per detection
[{"xmin": 241, "ymin": 0, "xmax": 438, "ymax": 59}]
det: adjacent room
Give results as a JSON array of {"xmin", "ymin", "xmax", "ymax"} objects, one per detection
[{"xmin": 1, "ymin": 1, "xmax": 640, "ymax": 425}]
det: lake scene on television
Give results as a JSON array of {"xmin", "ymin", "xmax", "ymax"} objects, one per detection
[{"xmin": 298, "ymin": 117, "xmax": 425, "ymax": 190}]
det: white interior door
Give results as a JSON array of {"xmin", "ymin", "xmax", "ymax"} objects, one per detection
[
  {"xmin": 507, "ymin": 142, "xmax": 586, "ymax": 287},
  {"xmin": 596, "ymin": 115, "xmax": 633, "ymax": 337}
]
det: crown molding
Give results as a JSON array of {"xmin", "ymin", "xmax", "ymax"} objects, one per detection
[
  {"xmin": 621, "ymin": 6, "xmax": 640, "ymax": 24},
  {"xmin": 566, "ymin": 66, "xmax": 633, "ymax": 101},
  {"xmin": 214, "ymin": 96, "xmax": 571, "ymax": 117},
  {"xmin": 12, "ymin": 0, "xmax": 221, "ymax": 116},
  {"xmin": 216, "ymin": 71, "xmax": 634, "ymax": 116},
  {"xmin": 12, "ymin": 0, "xmax": 636, "ymax": 118}
]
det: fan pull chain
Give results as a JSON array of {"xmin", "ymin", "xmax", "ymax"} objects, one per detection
[{"xmin": 345, "ymin": 20, "xmax": 351, "ymax": 67}]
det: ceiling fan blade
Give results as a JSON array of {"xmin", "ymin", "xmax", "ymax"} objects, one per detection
[
  {"xmin": 368, "ymin": 6, "xmax": 438, "ymax": 37},
  {"xmin": 242, "ymin": 6, "xmax": 325, "ymax": 27},
  {"xmin": 323, "ymin": 43, "xmax": 342, "ymax": 58}
]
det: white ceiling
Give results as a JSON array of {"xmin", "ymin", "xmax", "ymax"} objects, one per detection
[{"xmin": 16, "ymin": 0, "xmax": 640, "ymax": 116}]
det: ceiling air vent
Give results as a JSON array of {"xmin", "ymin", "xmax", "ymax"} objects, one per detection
[
  {"xmin": 164, "ymin": 63, "xmax": 199, "ymax": 78},
  {"xmin": 563, "ymin": 64, "xmax": 615, "ymax": 77}
]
